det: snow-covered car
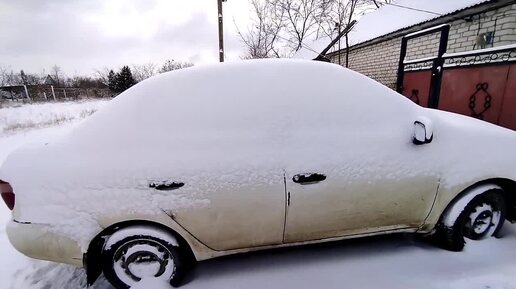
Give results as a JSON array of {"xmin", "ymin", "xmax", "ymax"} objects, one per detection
[{"xmin": 1, "ymin": 60, "xmax": 515, "ymax": 288}]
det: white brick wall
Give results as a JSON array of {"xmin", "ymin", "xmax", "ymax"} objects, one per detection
[{"xmin": 330, "ymin": 3, "xmax": 516, "ymax": 89}]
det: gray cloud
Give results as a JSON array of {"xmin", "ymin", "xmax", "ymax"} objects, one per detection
[{"xmin": 0, "ymin": 0, "xmax": 246, "ymax": 76}]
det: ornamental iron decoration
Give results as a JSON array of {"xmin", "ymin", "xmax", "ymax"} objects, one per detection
[
  {"xmin": 404, "ymin": 60, "xmax": 434, "ymax": 71},
  {"xmin": 469, "ymin": 82, "xmax": 492, "ymax": 120},
  {"xmin": 446, "ymin": 50, "xmax": 516, "ymax": 67},
  {"xmin": 409, "ymin": 89, "xmax": 420, "ymax": 105}
]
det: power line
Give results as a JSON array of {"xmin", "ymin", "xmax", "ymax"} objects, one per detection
[{"xmin": 384, "ymin": 3, "xmax": 443, "ymax": 16}]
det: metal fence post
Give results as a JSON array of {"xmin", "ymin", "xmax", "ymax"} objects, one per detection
[
  {"xmin": 23, "ymin": 85, "xmax": 30, "ymax": 100},
  {"xmin": 428, "ymin": 25, "xmax": 450, "ymax": 109},
  {"xmin": 396, "ymin": 37, "xmax": 408, "ymax": 94},
  {"xmin": 51, "ymin": 85, "xmax": 57, "ymax": 101}
]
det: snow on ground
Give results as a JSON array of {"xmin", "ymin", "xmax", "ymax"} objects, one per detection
[
  {"xmin": 0, "ymin": 99, "xmax": 109, "ymax": 135},
  {"xmin": 0, "ymin": 100, "xmax": 110, "ymax": 289},
  {"xmin": 1, "ymin": 99, "xmax": 516, "ymax": 289},
  {"xmin": 131, "ymin": 278, "xmax": 171, "ymax": 289}
]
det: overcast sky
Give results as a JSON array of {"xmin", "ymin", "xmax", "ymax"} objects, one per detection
[{"xmin": 0, "ymin": 0, "xmax": 251, "ymax": 76}]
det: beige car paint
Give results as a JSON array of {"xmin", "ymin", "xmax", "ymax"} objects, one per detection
[
  {"xmin": 4, "ymin": 61, "xmax": 516, "ymax": 274},
  {"xmin": 422, "ymin": 174, "xmax": 516, "ymax": 231},
  {"xmin": 96, "ymin": 212, "xmax": 218, "ymax": 261},
  {"xmin": 7, "ymin": 221, "xmax": 83, "ymax": 267},
  {"xmin": 171, "ymin": 181, "xmax": 286, "ymax": 251},
  {"xmin": 284, "ymin": 175, "xmax": 438, "ymax": 243}
]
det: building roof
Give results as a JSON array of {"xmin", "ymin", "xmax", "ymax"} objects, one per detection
[
  {"xmin": 349, "ymin": 0, "xmax": 489, "ymax": 46},
  {"xmin": 294, "ymin": 0, "xmax": 491, "ymax": 60}
]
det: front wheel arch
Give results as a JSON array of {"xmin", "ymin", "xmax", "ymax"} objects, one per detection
[
  {"xmin": 432, "ymin": 182, "xmax": 509, "ymax": 251},
  {"xmin": 84, "ymin": 220, "xmax": 195, "ymax": 286},
  {"xmin": 442, "ymin": 178, "xmax": 516, "ymax": 223}
]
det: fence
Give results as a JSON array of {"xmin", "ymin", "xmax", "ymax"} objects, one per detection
[
  {"xmin": 0, "ymin": 84, "xmax": 112, "ymax": 103},
  {"xmin": 397, "ymin": 24, "xmax": 516, "ymax": 131}
]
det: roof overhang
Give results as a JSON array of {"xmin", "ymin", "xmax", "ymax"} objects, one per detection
[{"xmin": 327, "ymin": 0, "xmax": 512, "ymax": 57}]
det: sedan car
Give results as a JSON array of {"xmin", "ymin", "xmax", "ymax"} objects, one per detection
[{"xmin": 1, "ymin": 59, "xmax": 515, "ymax": 288}]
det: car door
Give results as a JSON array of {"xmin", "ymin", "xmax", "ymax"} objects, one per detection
[
  {"xmin": 282, "ymin": 111, "xmax": 440, "ymax": 243},
  {"xmin": 171, "ymin": 169, "xmax": 286, "ymax": 251}
]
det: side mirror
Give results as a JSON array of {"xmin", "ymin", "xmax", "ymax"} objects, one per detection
[{"xmin": 413, "ymin": 117, "xmax": 433, "ymax": 145}]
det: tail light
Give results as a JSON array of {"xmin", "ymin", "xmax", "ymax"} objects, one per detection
[{"xmin": 0, "ymin": 179, "xmax": 15, "ymax": 210}]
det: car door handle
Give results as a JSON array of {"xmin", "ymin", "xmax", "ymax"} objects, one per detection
[
  {"xmin": 292, "ymin": 173, "xmax": 326, "ymax": 185},
  {"xmin": 149, "ymin": 181, "xmax": 184, "ymax": 191}
]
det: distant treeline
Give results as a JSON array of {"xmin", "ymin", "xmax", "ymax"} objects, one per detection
[{"xmin": 0, "ymin": 59, "xmax": 193, "ymax": 101}]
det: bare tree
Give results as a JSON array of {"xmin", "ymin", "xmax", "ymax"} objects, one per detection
[
  {"xmin": 343, "ymin": 0, "xmax": 360, "ymax": 67},
  {"xmin": 132, "ymin": 62, "xmax": 157, "ymax": 82},
  {"xmin": 237, "ymin": 0, "xmax": 285, "ymax": 59},
  {"xmin": 0, "ymin": 65, "xmax": 8, "ymax": 87},
  {"xmin": 318, "ymin": 1, "xmax": 348, "ymax": 40},
  {"xmin": 316, "ymin": 0, "xmax": 385, "ymax": 67},
  {"xmin": 0, "ymin": 66, "xmax": 22, "ymax": 86},
  {"xmin": 371, "ymin": 0, "xmax": 391, "ymax": 8},
  {"xmin": 238, "ymin": 0, "xmax": 331, "ymax": 58},
  {"xmin": 158, "ymin": 59, "xmax": 193, "ymax": 73},
  {"xmin": 269, "ymin": 0, "xmax": 331, "ymax": 52},
  {"xmin": 19, "ymin": 70, "xmax": 40, "ymax": 86},
  {"xmin": 238, "ymin": 0, "xmax": 387, "ymax": 60},
  {"xmin": 50, "ymin": 65, "xmax": 64, "ymax": 86},
  {"xmin": 6, "ymin": 70, "xmax": 20, "ymax": 86},
  {"xmin": 94, "ymin": 67, "xmax": 113, "ymax": 86}
]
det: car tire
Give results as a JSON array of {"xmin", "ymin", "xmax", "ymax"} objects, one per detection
[
  {"xmin": 434, "ymin": 188, "xmax": 506, "ymax": 251},
  {"xmin": 101, "ymin": 229, "xmax": 188, "ymax": 288}
]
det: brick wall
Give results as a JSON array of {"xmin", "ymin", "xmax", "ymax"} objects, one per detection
[{"xmin": 330, "ymin": 3, "xmax": 516, "ymax": 89}]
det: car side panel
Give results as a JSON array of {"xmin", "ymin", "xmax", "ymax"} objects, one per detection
[
  {"xmin": 284, "ymin": 173, "xmax": 438, "ymax": 242},
  {"xmin": 171, "ymin": 181, "xmax": 286, "ymax": 251}
]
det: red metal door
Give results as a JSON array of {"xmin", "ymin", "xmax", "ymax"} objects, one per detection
[
  {"xmin": 438, "ymin": 65, "xmax": 509, "ymax": 125},
  {"xmin": 498, "ymin": 64, "xmax": 516, "ymax": 130},
  {"xmin": 402, "ymin": 70, "xmax": 432, "ymax": 107}
]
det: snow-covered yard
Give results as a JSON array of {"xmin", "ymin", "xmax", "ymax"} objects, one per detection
[
  {"xmin": 1, "ymin": 99, "xmax": 516, "ymax": 289},
  {"xmin": 0, "ymin": 100, "xmax": 108, "ymax": 134}
]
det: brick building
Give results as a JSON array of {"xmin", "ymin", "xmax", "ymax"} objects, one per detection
[{"xmin": 326, "ymin": 0, "xmax": 516, "ymax": 90}]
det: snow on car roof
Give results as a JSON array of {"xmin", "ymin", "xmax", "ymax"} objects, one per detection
[
  {"xmin": 70, "ymin": 59, "xmax": 413, "ymax": 148},
  {"xmin": 294, "ymin": 0, "xmax": 489, "ymax": 60},
  {"xmin": 0, "ymin": 59, "xmax": 419, "ymax": 249},
  {"xmin": 60, "ymin": 58, "xmax": 416, "ymax": 178}
]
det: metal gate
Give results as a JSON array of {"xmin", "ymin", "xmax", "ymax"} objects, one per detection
[{"xmin": 397, "ymin": 25, "xmax": 516, "ymax": 130}]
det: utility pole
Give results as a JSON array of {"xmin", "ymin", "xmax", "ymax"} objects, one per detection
[
  {"xmin": 217, "ymin": 0, "xmax": 226, "ymax": 62},
  {"xmin": 335, "ymin": 22, "xmax": 342, "ymax": 65}
]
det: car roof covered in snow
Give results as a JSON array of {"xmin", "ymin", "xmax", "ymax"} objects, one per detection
[{"xmin": 62, "ymin": 59, "xmax": 416, "ymax": 149}]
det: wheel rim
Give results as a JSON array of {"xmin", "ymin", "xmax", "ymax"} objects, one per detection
[
  {"xmin": 465, "ymin": 203, "xmax": 502, "ymax": 239},
  {"xmin": 112, "ymin": 239, "xmax": 176, "ymax": 286}
]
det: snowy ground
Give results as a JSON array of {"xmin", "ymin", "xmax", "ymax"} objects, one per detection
[
  {"xmin": 0, "ymin": 99, "xmax": 108, "ymax": 134},
  {"xmin": 1, "ymin": 100, "xmax": 516, "ymax": 289}
]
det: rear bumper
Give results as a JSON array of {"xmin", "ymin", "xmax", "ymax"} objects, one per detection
[{"xmin": 6, "ymin": 219, "xmax": 83, "ymax": 267}]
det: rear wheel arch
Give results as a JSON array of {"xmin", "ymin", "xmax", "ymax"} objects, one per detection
[{"xmin": 84, "ymin": 220, "xmax": 195, "ymax": 286}]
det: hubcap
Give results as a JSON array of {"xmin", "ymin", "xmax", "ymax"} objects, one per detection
[
  {"xmin": 466, "ymin": 203, "xmax": 501, "ymax": 239},
  {"xmin": 472, "ymin": 211, "xmax": 493, "ymax": 234},
  {"xmin": 112, "ymin": 239, "xmax": 175, "ymax": 286}
]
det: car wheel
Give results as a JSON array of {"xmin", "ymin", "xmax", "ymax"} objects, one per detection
[
  {"xmin": 434, "ymin": 187, "xmax": 506, "ymax": 251},
  {"xmin": 101, "ymin": 227, "xmax": 187, "ymax": 288}
]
